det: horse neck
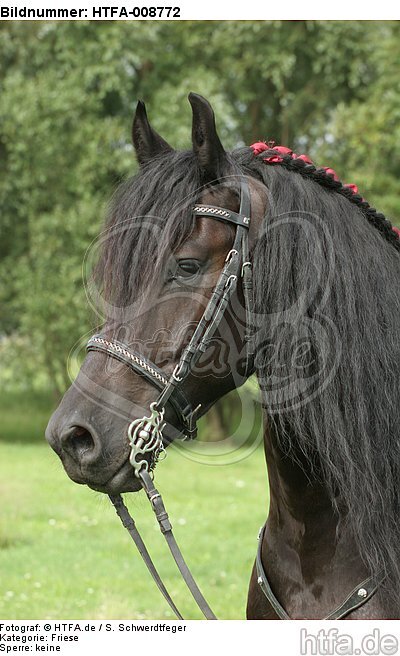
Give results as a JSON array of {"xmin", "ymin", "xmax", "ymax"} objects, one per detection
[
  {"xmin": 262, "ymin": 412, "xmax": 334, "ymax": 525},
  {"xmin": 261, "ymin": 410, "xmax": 371, "ymax": 588}
]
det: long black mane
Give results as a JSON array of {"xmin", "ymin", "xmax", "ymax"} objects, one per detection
[
  {"xmin": 97, "ymin": 145, "xmax": 400, "ymax": 604},
  {"xmin": 237, "ymin": 147, "xmax": 400, "ymax": 604}
]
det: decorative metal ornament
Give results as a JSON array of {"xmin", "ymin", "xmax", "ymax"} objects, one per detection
[{"xmin": 128, "ymin": 402, "xmax": 166, "ymax": 477}]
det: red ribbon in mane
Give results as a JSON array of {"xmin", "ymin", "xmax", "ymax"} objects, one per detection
[{"xmin": 250, "ymin": 141, "xmax": 399, "ymax": 240}]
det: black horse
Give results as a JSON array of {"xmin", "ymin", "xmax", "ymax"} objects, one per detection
[{"xmin": 46, "ymin": 93, "xmax": 400, "ymax": 619}]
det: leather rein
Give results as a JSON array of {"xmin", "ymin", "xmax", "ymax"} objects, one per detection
[{"xmin": 86, "ymin": 180, "xmax": 383, "ymax": 620}]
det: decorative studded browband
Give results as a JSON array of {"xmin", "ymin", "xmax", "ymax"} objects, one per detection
[{"xmin": 192, "ymin": 204, "xmax": 250, "ymax": 227}]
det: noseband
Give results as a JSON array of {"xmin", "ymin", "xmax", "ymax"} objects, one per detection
[{"xmin": 85, "ymin": 179, "xmax": 383, "ymax": 620}]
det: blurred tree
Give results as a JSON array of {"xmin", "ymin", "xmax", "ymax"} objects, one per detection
[{"xmin": 311, "ymin": 21, "xmax": 400, "ymax": 220}]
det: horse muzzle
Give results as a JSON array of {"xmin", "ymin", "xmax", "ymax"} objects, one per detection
[{"xmin": 45, "ymin": 404, "xmax": 142, "ymax": 493}]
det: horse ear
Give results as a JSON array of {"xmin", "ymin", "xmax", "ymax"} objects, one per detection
[
  {"xmin": 132, "ymin": 100, "xmax": 173, "ymax": 166},
  {"xmin": 188, "ymin": 92, "xmax": 227, "ymax": 181}
]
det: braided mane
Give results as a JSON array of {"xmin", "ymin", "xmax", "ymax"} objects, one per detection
[{"xmin": 250, "ymin": 143, "xmax": 400, "ymax": 251}]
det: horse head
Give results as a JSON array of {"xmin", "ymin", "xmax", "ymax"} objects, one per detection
[{"xmin": 45, "ymin": 93, "xmax": 265, "ymax": 494}]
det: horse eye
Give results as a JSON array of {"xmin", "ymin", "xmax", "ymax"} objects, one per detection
[{"xmin": 176, "ymin": 259, "xmax": 202, "ymax": 279}]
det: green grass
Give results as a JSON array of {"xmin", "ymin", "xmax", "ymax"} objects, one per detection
[
  {"xmin": 0, "ymin": 436, "xmax": 268, "ymax": 619},
  {"xmin": 0, "ymin": 390, "xmax": 56, "ymax": 444}
]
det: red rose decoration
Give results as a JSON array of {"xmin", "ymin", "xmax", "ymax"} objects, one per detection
[
  {"xmin": 263, "ymin": 155, "xmax": 284, "ymax": 163},
  {"xmin": 272, "ymin": 146, "xmax": 293, "ymax": 156},
  {"xmin": 344, "ymin": 183, "xmax": 359, "ymax": 195},
  {"xmin": 250, "ymin": 142, "xmax": 268, "ymax": 155},
  {"xmin": 323, "ymin": 167, "xmax": 340, "ymax": 182},
  {"xmin": 294, "ymin": 153, "xmax": 313, "ymax": 165}
]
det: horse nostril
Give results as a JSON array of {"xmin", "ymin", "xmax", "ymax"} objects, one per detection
[{"xmin": 61, "ymin": 425, "xmax": 96, "ymax": 462}]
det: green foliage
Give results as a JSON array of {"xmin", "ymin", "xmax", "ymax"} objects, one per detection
[
  {"xmin": 0, "ymin": 21, "xmax": 399, "ymax": 394},
  {"xmin": 312, "ymin": 22, "xmax": 400, "ymax": 221}
]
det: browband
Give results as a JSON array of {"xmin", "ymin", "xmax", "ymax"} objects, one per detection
[
  {"xmin": 86, "ymin": 170, "xmax": 384, "ymax": 623},
  {"xmin": 193, "ymin": 204, "xmax": 250, "ymax": 228}
]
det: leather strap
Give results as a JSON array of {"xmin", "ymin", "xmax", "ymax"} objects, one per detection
[
  {"xmin": 238, "ymin": 183, "xmax": 255, "ymax": 377},
  {"xmin": 109, "ymin": 477, "xmax": 216, "ymax": 620},
  {"xmin": 139, "ymin": 470, "xmax": 217, "ymax": 619},
  {"xmin": 109, "ymin": 494, "xmax": 184, "ymax": 619},
  {"xmin": 87, "ymin": 335, "xmax": 196, "ymax": 440},
  {"xmin": 256, "ymin": 525, "xmax": 290, "ymax": 619},
  {"xmin": 256, "ymin": 523, "xmax": 385, "ymax": 620},
  {"xmin": 326, "ymin": 573, "xmax": 385, "ymax": 620}
]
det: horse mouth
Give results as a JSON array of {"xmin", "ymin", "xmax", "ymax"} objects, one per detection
[
  {"xmin": 88, "ymin": 459, "xmax": 142, "ymax": 494},
  {"xmin": 59, "ymin": 453, "xmax": 142, "ymax": 494}
]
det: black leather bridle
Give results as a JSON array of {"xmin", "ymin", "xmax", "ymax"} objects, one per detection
[
  {"xmin": 86, "ymin": 178, "xmax": 383, "ymax": 620},
  {"xmin": 87, "ymin": 179, "xmax": 253, "ymax": 452},
  {"xmin": 86, "ymin": 179, "xmax": 253, "ymax": 619}
]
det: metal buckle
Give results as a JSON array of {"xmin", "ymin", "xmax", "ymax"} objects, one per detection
[
  {"xmin": 224, "ymin": 274, "xmax": 237, "ymax": 291},
  {"xmin": 225, "ymin": 249, "xmax": 238, "ymax": 264},
  {"xmin": 172, "ymin": 363, "xmax": 184, "ymax": 382},
  {"xmin": 241, "ymin": 261, "xmax": 252, "ymax": 277}
]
